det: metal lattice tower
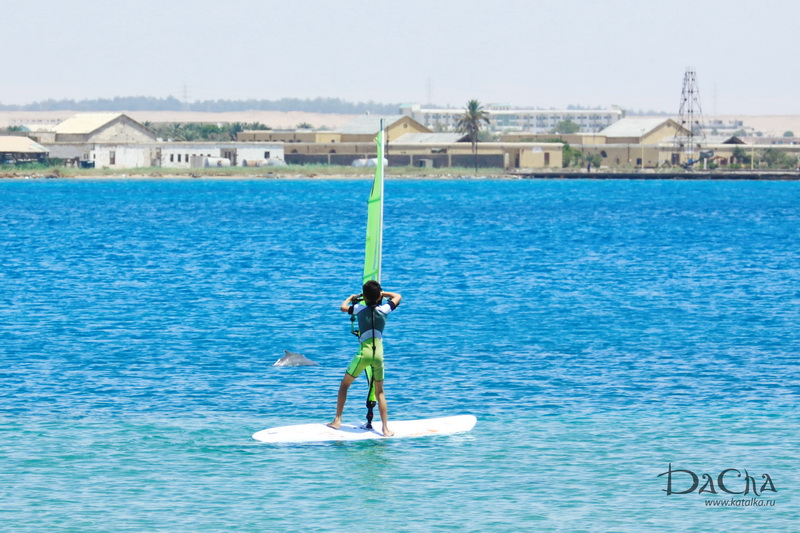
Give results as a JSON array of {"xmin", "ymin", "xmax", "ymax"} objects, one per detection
[{"xmin": 674, "ymin": 67, "xmax": 706, "ymax": 165}]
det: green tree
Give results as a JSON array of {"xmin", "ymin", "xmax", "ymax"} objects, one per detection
[
  {"xmin": 456, "ymin": 99, "xmax": 491, "ymax": 171},
  {"xmin": 732, "ymin": 146, "xmax": 751, "ymax": 166},
  {"xmin": 560, "ymin": 142, "xmax": 581, "ymax": 167},
  {"xmin": 227, "ymin": 122, "xmax": 244, "ymax": 141},
  {"xmin": 761, "ymin": 148, "xmax": 797, "ymax": 169},
  {"xmin": 583, "ymin": 152, "xmax": 602, "ymax": 168},
  {"xmin": 552, "ymin": 119, "xmax": 580, "ymax": 134},
  {"xmin": 164, "ymin": 123, "xmax": 190, "ymax": 141},
  {"xmin": 783, "ymin": 130, "xmax": 794, "ymax": 137}
]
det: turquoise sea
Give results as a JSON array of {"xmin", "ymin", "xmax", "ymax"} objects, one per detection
[{"xmin": 2, "ymin": 178, "xmax": 798, "ymax": 532}]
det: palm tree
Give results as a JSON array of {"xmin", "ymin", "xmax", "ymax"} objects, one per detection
[
  {"xmin": 228, "ymin": 122, "xmax": 244, "ymax": 141},
  {"xmin": 456, "ymin": 99, "xmax": 490, "ymax": 172}
]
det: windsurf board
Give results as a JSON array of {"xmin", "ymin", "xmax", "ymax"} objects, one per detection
[{"xmin": 253, "ymin": 414, "xmax": 477, "ymax": 443}]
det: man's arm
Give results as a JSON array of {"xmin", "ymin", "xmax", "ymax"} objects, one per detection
[
  {"xmin": 340, "ymin": 294, "xmax": 360, "ymax": 313},
  {"xmin": 381, "ymin": 291, "xmax": 402, "ymax": 308}
]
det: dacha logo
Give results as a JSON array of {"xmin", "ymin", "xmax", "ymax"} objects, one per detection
[{"xmin": 658, "ymin": 463, "xmax": 777, "ymax": 496}]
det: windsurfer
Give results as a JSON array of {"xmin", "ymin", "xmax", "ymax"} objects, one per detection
[{"xmin": 328, "ymin": 280, "xmax": 402, "ymax": 437}]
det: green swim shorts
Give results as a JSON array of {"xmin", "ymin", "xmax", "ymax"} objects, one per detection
[{"xmin": 346, "ymin": 338, "xmax": 385, "ymax": 381}]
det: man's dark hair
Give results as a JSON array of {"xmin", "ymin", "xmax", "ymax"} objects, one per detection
[{"xmin": 362, "ymin": 280, "xmax": 382, "ymax": 304}]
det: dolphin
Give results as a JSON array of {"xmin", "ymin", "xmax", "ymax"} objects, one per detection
[{"xmin": 273, "ymin": 350, "xmax": 319, "ymax": 367}]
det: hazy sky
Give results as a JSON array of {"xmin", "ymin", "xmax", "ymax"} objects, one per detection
[{"xmin": 3, "ymin": 0, "xmax": 798, "ymax": 114}]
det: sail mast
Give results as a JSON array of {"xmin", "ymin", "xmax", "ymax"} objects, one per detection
[
  {"xmin": 362, "ymin": 119, "xmax": 385, "ymax": 285},
  {"xmin": 360, "ymin": 119, "xmax": 385, "ymax": 429}
]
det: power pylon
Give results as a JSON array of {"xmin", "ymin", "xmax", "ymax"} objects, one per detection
[{"xmin": 674, "ymin": 67, "xmax": 706, "ymax": 166}]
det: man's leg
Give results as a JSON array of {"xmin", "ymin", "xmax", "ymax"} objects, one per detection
[
  {"xmin": 374, "ymin": 380, "xmax": 394, "ymax": 437},
  {"xmin": 327, "ymin": 372, "xmax": 356, "ymax": 429}
]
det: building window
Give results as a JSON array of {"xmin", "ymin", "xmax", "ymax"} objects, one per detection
[
  {"xmin": 170, "ymin": 154, "xmax": 174, "ymax": 162},
  {"xmin": 177, "ymin": 154, "xmax": 181, "ymax": 162},
  {"xmin": 109, "ymin": 151, "xmax": 116, "ymax": 165},
  {"xmin": 264, "ymin": 151, "xmax": 270, "ymax": 159}
]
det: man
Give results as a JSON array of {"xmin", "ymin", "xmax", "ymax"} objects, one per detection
[{"xmin": 327, "ymin": 280, "xmax": 402, "ymax": 437}]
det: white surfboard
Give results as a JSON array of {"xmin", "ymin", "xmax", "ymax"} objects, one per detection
[{"xmin": 252, "ymin": 414, "xmax": 477, "ymax": 443}]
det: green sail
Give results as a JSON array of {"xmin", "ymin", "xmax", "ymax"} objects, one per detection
[
  {"xmin": 362, "ymin": 125, "xmax": 384, "ymax": 285},
  {"xmin": 361, "ymin": 122, "xmax": 385, "ymax": 411}
]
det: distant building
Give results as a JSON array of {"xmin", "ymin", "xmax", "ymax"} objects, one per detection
[
  {"xmin": 599, "ymin": 117, "xmax": 688, "ymax": 144},
  {"xmin": 0, "ymin": 136, "xmax": 48, "ymax": 165},
  {"xmin": 239, "ymin": 114, "xmax": 560, "ymax": 169},
  {"xmin": 237, "ymin": 115, "xmax": 430, "ymax": 144},
  {"xmin": 336, "ymin": 115, "xmax": 430, "ymax": 142},
  {"xmin": 237, "ymin": 130, "xmax": 340, "ymax": 144},
  {"xmin": 32, "ymin": 113, "xmax": 157, "ymax": 162},
  {"xmin": 32, "ymin": 113, "xmax": 156, "ymax": 144},
  {"xmin": 24, "ymin": 112, "xmax": 284, "ymax": 169},
  {"xmin": 90, "ymin": 142, "xmax": 284, "ymax": 169},
  {"xmin": 401, "ymin": 103, "xmax": 624, "ymax": 133}
]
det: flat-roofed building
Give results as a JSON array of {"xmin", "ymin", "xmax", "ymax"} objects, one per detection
[
  {"xmin": 280, "ymin": 137, "xmax": 562, "ymax": 169},
  {"xmin": 237, "ymin": 130, "xmax": 341, "ymax": 144},
  {"xmin": 89, "ymin": 142, "xmax": 285, "ymax": 169}
]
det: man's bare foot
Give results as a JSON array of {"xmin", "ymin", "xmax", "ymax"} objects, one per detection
[
  {"xmin": 327, "ymin": 419, "xmax": 341, "ymax": 429},
  {"xmin": 382, "ymin": 425, "xmax": 395, "ymax": 437}
]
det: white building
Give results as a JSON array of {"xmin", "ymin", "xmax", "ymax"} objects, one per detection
[
  {"xmin": 400, "ymin": 103, "xmax": 624, "ymax": 133},
  {"xmin": 90, "ymin": 142, "xmax": 285, "ymax": 169},
  {"xmin": 29, "ymin": 112, "xmax": 284, "ymax": 168}
]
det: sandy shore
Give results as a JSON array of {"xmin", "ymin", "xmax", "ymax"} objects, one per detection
[
  {"xmin": 4, "ymin": 167, "xmax": 799, "ymax": 181},
  {"xmin": 0, "ymin": 167, "xmax": 516, "ymax": 180}
]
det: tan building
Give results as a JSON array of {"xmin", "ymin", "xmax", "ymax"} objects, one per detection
[
  {"xmin": 336, "ymin": 115, "xmax": 430, "ymax": 143},
  {"xmin": 501, "ymin": 132, "xmax": 609, "ymax": 145},
  {"xmin": 237, "ymin": 130, "xmax": 341, "ymax": 144},
  {"xmin": 31, "ymin": 113, "xmax": 156, "ymax": 144},
  {"xmin": 508, "ymin": 118, "xmax": 698, "ymax": 169},
  {"xmin": 600, "ymin": 117, "xmax": 687, "ymax": 144},
  {"xmin": 0, "ymin": 136, "xmax": 49, "ymax": 164},
  {"xmin": 237, "ymin": 115, "xmax": 429, "ymax": 145},
  {"xmin": 279, "ymin": 138, "xmax": 562, "ymax": 169},
  {"xmin": 252, "ymin": 114, "xmax": 562, "ymax": 169}
]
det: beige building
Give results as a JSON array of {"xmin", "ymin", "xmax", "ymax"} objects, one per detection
[
  {"xmin": 237, "ymin": 130, "xmax": 340, "ymax": 144},
  {"xmin": 30, "ymin": 113, "xmax": 158, "ymax": 162},
  {"xmin": 31, "ymin": 113, "xmax": 156, "ymax": 144},
  {"xmin": 238, "ymin": 115, "xmax": 429, "ymax": 145},
  {"xmin": 600, "ymin": 117, "xmax": 687, "ymax": 144},
  {"xmin": 0, "ymin": 136, "xmax": 49, "ymax": 164},
  {"xmin": 265, "ymin": 114, "xmax": 563, "ymax": 169},
  {"xmin": 335, "ymin": 115, "xmax": 429, "ymax": 143},
  {"xmin": 279, "ymin": 139, "xmax": 562, "ymax": 169},
  {"xmin": 506, "ymin": 117, "xmax": 707, "ymax": 168}
]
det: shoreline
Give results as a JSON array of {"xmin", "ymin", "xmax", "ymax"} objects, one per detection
[{"xmin": 2, "ymin": 167, "xmax": 800, "ymax": 181}]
